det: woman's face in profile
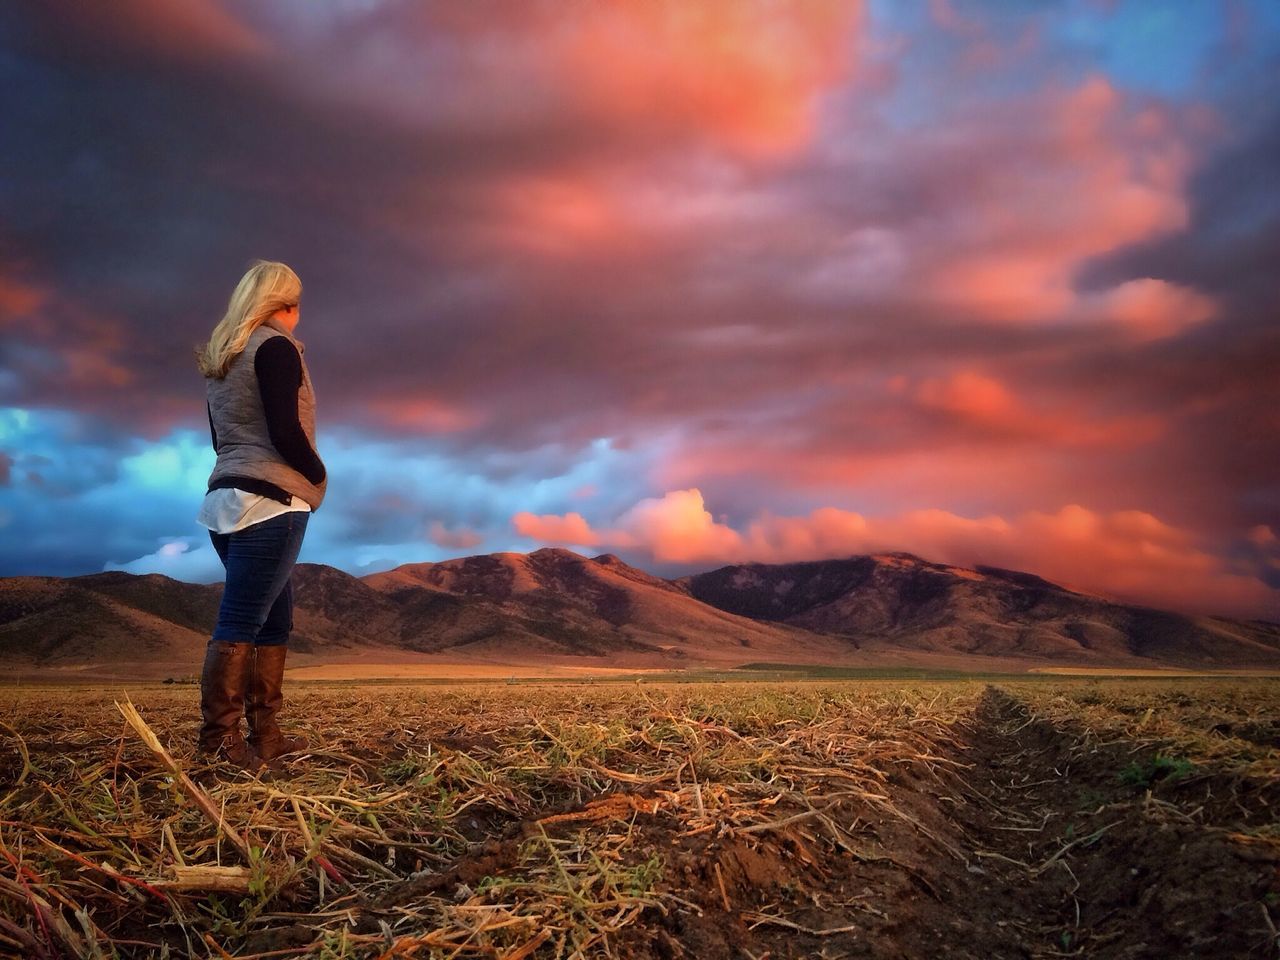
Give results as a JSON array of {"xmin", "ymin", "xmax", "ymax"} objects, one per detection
[{"xmin": 276, "ymin": 302, "xmax": 300, "ymax": 332}]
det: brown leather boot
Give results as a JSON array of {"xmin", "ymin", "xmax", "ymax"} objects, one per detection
[
  {"xmin": 198, "ymin": 641, "xmax": 263, "ymax": 772},
  {"xmin": 246, "ymin": 644, "xmax": 308, "ymax": 762}
]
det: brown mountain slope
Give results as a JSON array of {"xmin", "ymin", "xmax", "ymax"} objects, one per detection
[
  {"xmin": 296, "ymin": 561, "xmax": 585, "ymax": 657},
  {"xmin": 0, "ymin": 549, "xmax": 848, "ymax": 674},
  {"xmin": 362, "ymin": 547, "xmax": 844, "ymax": 664},
  {"xmin": 290, "ymin": 563, "xmax": 404, "ymax": 653},
  {"xmin": 2, "ymin": 548, "xmax": 1277, "ymax": 677},
  {"xmin": 0, "ymin": 575, "xmax": 209, "ymax": 668},
  {"xmin": 68, "ymin": 572, "xmax": 221, "ymax": 633},
  {"xmin": 675, "ymin": 553, "xmax": 1280, "ymax": 667}
]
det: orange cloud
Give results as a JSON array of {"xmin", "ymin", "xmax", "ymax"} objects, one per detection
[
  {"xmin": 487, "ymin": 175, "xmax": 621, "ymax": 257},
  {"xmin": 911, "ymin": 370, "xmax": 1164, "ymax": 446},
  {"xmin": 513, "ymin": 489, "xmax": 1275, "ymax": 617},
  {"xmin": 927, "ymin": 76, "xmax": 1200, "ymax": 325},
  {"xmin": 511, "ymin": 510, "xmax": 609, "ymax": 548},
  {"xmin": 383, "ymin": 1, "xmax": 863, "ymax": 162},
  {"xmin": 613, "ymin": 488, "xmax": 743, "ymax": 564},
  {"xmin": 0, "ymin": 268, "xmax": 148, "ymax": 417},
  {"xmin": 1248, "ymin": 525, "xmax": 1277, "ymax": 547},
  {"xmin": 557, "ymin": 0, "xmax": 863, "ymax": 156},
  {"xmin": 0, "ymin": 272, "xmax": 46, "ymax": 324},
  {"xmin": 915, "ymin": 370, "xmax": 1016, "ymax": 421},
  {"xmin": 427, "ymin": 520, "xmax": 484, "ymax": 550},
  {"xmin": 34, "ymin": 0, "xmax": 264, "ymax": 65},
  {"xmin": 1090, "ymin": 278, "xmax": 1218, "ymax": 341},
  {"xmin": 446, "ymin": 2, "xmax": 865, "ymax": 260},
  {"xmin": 62, "ymin": 348, "xmax": 134, "ymax": 388},
  {"xmin": 361, "ymin": 398, "xmax": 482, "ymax": 434}
]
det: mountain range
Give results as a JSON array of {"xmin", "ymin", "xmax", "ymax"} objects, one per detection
[{"xmin": 2, "ymin": 547, "xmax": 1277, "ymax": 680}]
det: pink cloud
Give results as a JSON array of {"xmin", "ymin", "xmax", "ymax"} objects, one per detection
[
  {"xmin": 911, "ymin": 370, "xmax": 1164, "ymax": 446},
  {"xmin": 511, "ymin": 510, "xmax": 610, "ymax": 548},
  {"xmin": 612, "ymin": 489, "xmax": 742, "ymax": 564},
  {"xmin": 427, "ymin": 521, "xmax": 484, "ymax": 550},
  {"xmin": 0, "ymin": 270, "xmax": 46, "ymax": 324},
  {"xmin": 358, "ymin": 398, "xmax": 483, "ymax": 434},
  {"xmin": 278, "ymin": 2, "xmax": 865, "ymax": 164},
  {"xmin": 484, "ymin": 174, "xmax": 623, "ymax": 258},
  {"xmin": 1248, "ymin": 525, "xmax": 1277, "ymax": 547},
  {"xmin": 555, "ymin": 1, "xmax": 864, "ymax": 156},
  {"xmin": 513, "ymin": 489, "xmax": 1276, "ymax": 618},
  {"xmin": 915, "ymin": 370, "xmax": 1017, "ymax": 421},
  {"xmin": 1, "ymin": 282, "xmax": 137, "ymax": 406},
  {"xmin": 638, "ymin": 362, "xmax": 1171, "ymax": 525},
  {"xmin": 31, "ymin": 0, "xmax": 265, "ymax": 65},
  {"xmin": 929, "ymin": 0, "xmax": 983, "ymax": 36},
  {"xmin": 1088, "ymin": 278, "xmax": 1218, "ymax": 341},
  {"xmin": 921, "ymin": 76, "xmax": 1208, "ymax": 328}
]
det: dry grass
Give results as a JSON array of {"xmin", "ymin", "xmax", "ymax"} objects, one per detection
[
  {"xmin": 1007, "ymin": 678, "xmax": 1280, "ymax": 767},
  {"xmin": 0, "ymin": 678, "xmax": 1276, "ymax": 958},
  {"xmin": 0, "ymin": 681, "xmax": 988, "ymax": 957}
]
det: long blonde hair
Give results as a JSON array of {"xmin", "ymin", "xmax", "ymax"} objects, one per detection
[{"xmin": 195, "ymin": 260, "xmax": 302, "ymax": 378}]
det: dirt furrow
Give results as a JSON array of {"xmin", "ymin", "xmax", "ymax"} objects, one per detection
[{"xmin": 948, "ymin": 686, "xmax": 1280, "ymax": 959}]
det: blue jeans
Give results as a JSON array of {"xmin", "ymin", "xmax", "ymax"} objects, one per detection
[{"xmin": 209, "ymin": 510, "xmax": 309, "ymax": 646}]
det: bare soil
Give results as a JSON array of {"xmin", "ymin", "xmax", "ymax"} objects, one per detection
[
  {"xmin": 253, "ymin": 686, "xmax": 1280, "ymax": 959},
  {"xmin": 597, "ymin": 687, "xmax": 1280, "ymax": 959}
]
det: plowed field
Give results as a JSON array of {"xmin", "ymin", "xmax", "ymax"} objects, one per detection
[{"xmin": 1, "ymin": 678, "xmax": 1276, "ymax": 958}]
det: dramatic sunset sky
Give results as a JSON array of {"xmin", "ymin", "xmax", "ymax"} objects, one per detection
[{"xmin": 1, "ymin": 1, "xmax": 1277, "ymax": 619}]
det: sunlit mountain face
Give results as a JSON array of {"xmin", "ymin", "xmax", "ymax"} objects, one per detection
[{"xmin": 1, "ymin": 1, "xmax": 1277, "ymax": 620}]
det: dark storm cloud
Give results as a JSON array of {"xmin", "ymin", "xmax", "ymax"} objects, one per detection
[
  {"xmin": 0, "ymin": 2, "xmax": 867, "ymax": 449},
  {"xmin": 1068, "ymin": 77, "xmax": 1280, "ymax": 537},
  {"xmin": 1, "ymin": 2, "xmax": 1278, "ymax": 616}
]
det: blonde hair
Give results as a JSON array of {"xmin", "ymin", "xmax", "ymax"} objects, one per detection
[{"xmin": 195, "ymin": 260, "xmax": 302, "ymax": 378}]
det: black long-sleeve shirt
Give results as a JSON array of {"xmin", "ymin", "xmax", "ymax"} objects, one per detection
[{"xmin": 208, "ymin": 337, "xmax": 326, "ymax": 486}]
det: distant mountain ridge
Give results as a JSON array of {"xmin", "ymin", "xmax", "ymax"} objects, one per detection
[
  {"xmin": 674, "ymin": 552, "xmax": 1280, "ymax": 667},
  {"xmin": 2, "ymin": 547, "xmax": 1277, "ymax": 678},
  {"xmin": 356, "ymin": 548, "xmax": 839, "ymax": 662}
]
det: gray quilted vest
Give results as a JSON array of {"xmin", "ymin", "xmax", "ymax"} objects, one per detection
[{"xmin": 205, "ymin": 318, "xmax": 327, "ymax": 509}]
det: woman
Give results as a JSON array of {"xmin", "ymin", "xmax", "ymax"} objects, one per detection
[{"xmin": 195, "ymin": 259, "xmax": 327, "ymax": 773}]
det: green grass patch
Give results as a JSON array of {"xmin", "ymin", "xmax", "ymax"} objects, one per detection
[{"xmin": 1119, "ymin": 753, "xmax": 1195, "ymax": 788}]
